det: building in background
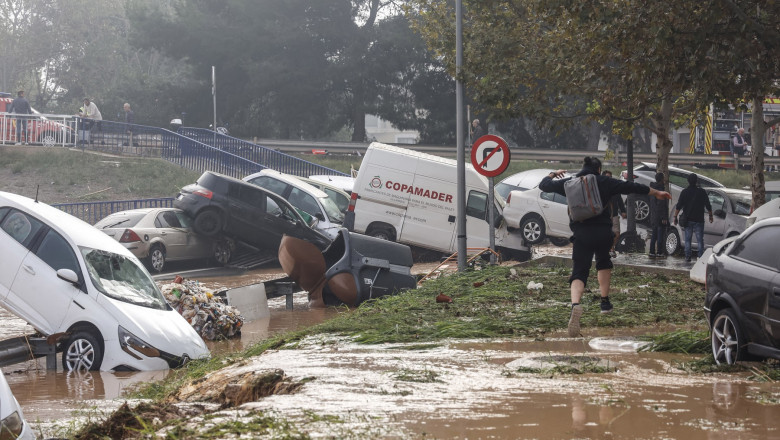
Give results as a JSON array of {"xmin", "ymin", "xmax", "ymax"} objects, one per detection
[{"xmin": 365, "ymin": 114, "xmax": 418, "ymax": 144}]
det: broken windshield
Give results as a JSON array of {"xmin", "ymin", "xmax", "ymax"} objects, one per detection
[{"xmin": 81, "ymin": 248, "xmax": 169, "ymax": 310}]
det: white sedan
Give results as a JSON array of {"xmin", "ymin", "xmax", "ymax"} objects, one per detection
[{"xmin": 503, "ymin": 185, "xmax": 572, "ymax": 246}]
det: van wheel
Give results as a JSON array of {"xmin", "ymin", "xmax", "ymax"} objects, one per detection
[
  {"xmin": 521, "ymin": 215, "xmax": 546, "ymax": 245},
  {"xmin": 63, "ymin": 330, "xmax": 103, "ymax": 372},
  {"xmin": 367, "ymin": 226, "xmax": 394, "ymax": 241},
  {"xmin": 194, "ymin": 209, "xmax": 223, "ymax": 237},
  {"xmin": 665, "ymin": 228, "xmax": 681, "ymax": 256},
  {"xmin": 147, "ymin": 244, "xmax": 166, "ymax": 272}
]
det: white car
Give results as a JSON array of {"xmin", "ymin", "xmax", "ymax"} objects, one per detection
[
  {"xmin": 307, "ymin": 174, "xmax": 355, "ymax": 194},
  {"xmin": 745, "ymin": 197, "xmax": 780, "ymax": 228},
  {"xmin": 0, "ymin": 191, "xmax": 209, "ymax": 372},
  {"xmin": 243, "ymin": 170, "xmax": 345, "ymax": 240},
  {"xmin": 0, "ymin": 370, "xmax": 34, "ymax": 440},
  {"xmin": 297, "ymin": 176, "xmax": 351, "ymax": 214},
  {"xmin": 495, "ymin": 169, "xmax": 558, "ymax": 201},
  {"xmin": 502, "ymin": 170, "xmax": 573, "ymax": 245}
]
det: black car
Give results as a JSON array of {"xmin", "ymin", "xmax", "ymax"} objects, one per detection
[
  {"xmin": 174, "ymin": 171, "xmax": 332, "ymax": 251},
  {"xmin": 704, "ymin": 217, "xmax": 780, "ymax": 365}
]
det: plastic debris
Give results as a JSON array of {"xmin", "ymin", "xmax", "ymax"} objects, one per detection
[
  {"xmin": 526, "ymin": 281, "xmax": 543, "ymax": 293},
  {"xmin": 436, "ymin": 293, "xmax": 453, "ymax": 303},
  {"xmin": 159, "ymin": 278, "xmax": 244, "ymax": 340}
]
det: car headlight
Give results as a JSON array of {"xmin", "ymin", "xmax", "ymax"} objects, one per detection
[
  {"xmin": 118, "ymin": 326, "xmax": 160, "ymax": 360},
  {"xmin": 0, "ymin": 411, "xmax": 24, "ymax": 440}
]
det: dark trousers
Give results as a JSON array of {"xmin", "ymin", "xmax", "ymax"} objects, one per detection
[
  {"xmin": 649, "ymin": 225, "xmax": 665, "ymax": 255},
  {"xmin": 569, "ymin": 226, "xmax": 614, "ymax": 286}
]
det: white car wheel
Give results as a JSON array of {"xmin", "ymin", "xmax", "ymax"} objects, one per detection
[
  {"xmin": 521, "ymin": 216, "xmax": 546, "ymax": 245},
  {"xmin": 63, "ymin": 331, "xmax": 103, "ymax": 372}
]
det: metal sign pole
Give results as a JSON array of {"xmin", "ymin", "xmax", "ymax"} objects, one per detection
[
  {"xmin": 455, "ymin": 0, "xmax": 466, "ymax": 271},
  {"xmin": 488, "ymin": 176, "xmax": 496, "ymax": 263},
  {"xmin": 212, "ymin": 66, "xmax": 217, "ymax": 143}
]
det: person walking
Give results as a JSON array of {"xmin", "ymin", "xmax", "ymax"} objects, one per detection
[
  {"xmin": 731, "ymin": 127, "xmax": 749, "ymax": 169},
  {"xmin": 648, "ymin": 172, "xmax": 669, "ymax": 258},
  {"xmin": 601, "ymin": 170, "xmax": 626, "ymax": 258},
  {"xmin": 540, "ymin": 157, "xmax": 671, "ymax": 337},
  {"xmin": 673, "ymin": 173, "xmax": 713, "ymax": 263},
  {"xmin": 9, "ymin": 90, "xmax": 32, "ymax": 145},
  {"xmin": 470, "ymin": 119, "xmax": 484, "ymax": 145}
]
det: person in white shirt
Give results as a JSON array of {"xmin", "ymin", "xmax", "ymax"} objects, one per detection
[{"xmin": 78, "ymin": 98, "xmax": 102, "ymax": 133}]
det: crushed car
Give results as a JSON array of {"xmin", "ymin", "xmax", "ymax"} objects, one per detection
[
  {"xmin": 0, "ymin": 191, "xmax": 210, "ymax": 372},
  {"xmin": 175, "ymin": 171, "xmax": 332, "ymax": 252}
]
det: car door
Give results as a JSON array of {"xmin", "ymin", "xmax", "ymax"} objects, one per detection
[
  {"xmin": 0, "ymin": 208, "xmax": 44, "ymax": 301},
  {"xmin": 464, "ymin": 190, "xmax": 491, "ymax": 249},
  {"xmin": 539, "ymin": 191, "xmax": 570, "ymax": 237},
  {"xmin": 706, "ymin": 190, "xmax": 728, "ymax": 246},
  {"xmin": 7, "ymin": 226, "xmax": 81, "ymax": 335},
  {"xmin": 725, "ymin": 225, "xmax": 780, "ymax": 347},
  {"xmin": 153, "ymin": 210, "xmax": 189, "ymax": 260},
  {"xmin": 226, "ymin": 183, "xmax": 266, "ymax": 243}
]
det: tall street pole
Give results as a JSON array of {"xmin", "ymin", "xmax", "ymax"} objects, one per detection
[
  {"xmin": 212, "ymin": 66, "xmax": 217, "ymax": 139},
  {"xmin": 455, "ymin": 0, "xmax": 466, "ymax": 271}
]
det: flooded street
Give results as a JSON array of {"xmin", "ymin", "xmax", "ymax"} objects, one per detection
[{"xmin": 2, "ymin": 246, "xmax": 778, "ymax": 438}]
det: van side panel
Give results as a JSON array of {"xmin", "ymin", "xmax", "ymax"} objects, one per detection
[
  {"xmin": 400, "ymin": 172, "xmax": 457, "ymax": 252},
  {"xmin": 351, "ymin": 147, "xmax": 411, "ymax": 240}
]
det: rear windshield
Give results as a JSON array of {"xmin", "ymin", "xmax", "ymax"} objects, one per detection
[
  {"xmin": 196, "ymin": 172, "xmax": 224, "ymax": 191},
  {"xmin": 495, "ymin": 182, "xmax": 528, "ymax": 200},
  {"xmin": 94, "ymin": 212, "xmax": 146, "ymax": 229}
]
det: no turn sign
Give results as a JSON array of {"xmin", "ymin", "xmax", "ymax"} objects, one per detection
[{"xmin": 470, "ymin": 135, "xmax": 511, "ymax": 177}]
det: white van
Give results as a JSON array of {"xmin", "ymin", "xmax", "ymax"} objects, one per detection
[
  {"xmin": 346, "ymin": 143, "xmax": 530, "ymax": 260},
  {"xmin": 0, "ymin": 191, "xmax": 209, "ymax": 372}
]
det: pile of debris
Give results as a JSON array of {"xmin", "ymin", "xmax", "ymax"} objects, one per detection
[{"xmin": 159, "ymin": 276, "xmax": 243, "ymax": 340}]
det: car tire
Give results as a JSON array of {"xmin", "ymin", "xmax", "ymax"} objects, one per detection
[
  {"xmin": 193, "ymin": 209, "xmax": 224, "ymax": 237},
  {"xmin": 63, "ymin": 330, "xmax": 103, "ymax": 372},
  {"xmin": 549, "ymin": 236, "xmax": 570, "ymax": 247},
  {"xmin": 213, "ymin": 240, "xmax": 232, "ymax": 266},
  {"xmin": 711, "ymin": 309, "xmax": 748, "ymax": 365},
  {"xmin": 632, "ymin": 196, "xmax": 651, "ymax": 224},
  {"xmin": 665, "ymin": 228, "xmax": 681, "ymax": 256},
  {"xmin": 147, "ymin": 244, "xmax": 166, "ymax": 273},
  {"xmin": 521, "ymin": 215, "xmax": 546, "ymax": 245}
]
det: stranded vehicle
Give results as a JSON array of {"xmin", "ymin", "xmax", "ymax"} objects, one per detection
[
  {"xmin": 346, "ymin": 143, "xmax": 530, "ymax": 260},
  {"xmin": 0, "ymin": 191, "xmax": 210, "ymax": 371}
]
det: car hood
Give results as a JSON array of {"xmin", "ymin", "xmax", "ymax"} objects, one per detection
[{"xmin": 101, "ymin": 296, "xmax": 209, "ymax": 362}]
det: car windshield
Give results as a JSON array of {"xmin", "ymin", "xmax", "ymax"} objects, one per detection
[
  {"xmin": 495, "ymin": 183, "xmax": 528, "ymax": 200},
  {"xmin": 319, "ymin": 196, "xmax": 344, "ymax": 223},
  {"xmin": 727, "ymin": 193, "xmax": 752, "ymax": 215},
  {"xmin": 81, "ymin": 248, "xmax": 169, "ymax": 310}
]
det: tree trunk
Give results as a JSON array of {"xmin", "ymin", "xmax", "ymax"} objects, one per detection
[
  {"xmin": 351, "ymin": 80, "xmax": 367, "ymax": 142},
  {"xmin": 654, "ymin": 99, "xmax": 674, "ymax": 192},
  {"xmin": 750, "ymin": 96, "xmax": 766, "ymax": 210}
]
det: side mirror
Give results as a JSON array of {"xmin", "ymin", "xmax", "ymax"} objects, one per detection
[
  {"xmin": 57, "ymin": 268, "xmax": 80, "ymax": 288},
  {"xmin": 714, "ymin": 209, "xmax": 726, "ymax": 219}
]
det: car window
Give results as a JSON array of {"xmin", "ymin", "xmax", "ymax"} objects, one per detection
[
  {"xmin": 157, "ymin": 211, "xmax": 183, "ymax": 228},
  {"xmin": 174, "ymin": 211, "xmax": 193, "ymax": 227},
  {"xmin": 1, "ymin": 210, "xmax": 44, "ymax": 248},
  {"xmin": 321, "ymin": 187, "xmax": 349, "ymax": 212},
  {"xmin": 248, "ymin": 176, "xmax": 289, "ymax": 196},
  {"xmin": 94, "ymin": 212, "xmax": 145, "ymax": 229},
  {"xmin": 541, "ymin": 192, "xmax": 555, "ymax": 202},
  {"xmin": 318, "ymin": 195, "xmax": 344, "ymax": 223},
  {"xmin": 495, "ymin": 183, "xmax": 527, "ymax": 200},
  {"xmin": 730, "ymin": 225, "xmax": 780, "ymax": 270},
  {"xmin": 81, "ymin": 248, "xmax": 169, "ymax": 310},
  {"xmin": 553, "ymin": 193, "xmax": 567, "ymax": 204},
  {"xmin": 288, "ymin": 188, "xmax": 321, "ymax": 217},
  {"xmin": 726, "ymin": 193, "xmax": 752, "ymax": 215},
  {"xmin": 668, "ymin": 172, "xmax": 689, "ymax": 188},
  {"xmin": 230, "ymin": 184, "xmax": 265, "ymax": 207},
  {"xmin": 35, "ymin": 229, "xmax": 80, "ymax": 274},
  {"xmin": 0, "ymin": 206, "xmax": 9, "ymax": 222},
  {"xmin": 708, "ymin": 192, "xmax": 726, "ymax": 212},
  {"xmin": 266, "ymin": 197, "xmax": 282, "ymax": 216},
  {"xmin": 466, "ymin": 191, "xmax": 488, "ymax": 221}
]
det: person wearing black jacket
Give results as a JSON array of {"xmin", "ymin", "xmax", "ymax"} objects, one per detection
[
  {"xmin": 540, "ymin": 157, "xmax": 671, "ymax": 337},
  {"xmin": 648, "ymin": 172, "xmax": 669, "ymax": 258},
  {"xmin": 602, "ymin": 170, "xmax": 626, "ymax": 258},
  {"xmin": 9, "ymin": 90, "xmax": 32, "ymax": 144},
  {"xmin": 673, "ymin": 173, "xmax": 713, "ymax": 262}
]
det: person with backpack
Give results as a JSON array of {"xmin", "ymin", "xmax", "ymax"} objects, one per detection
[{"xmin": 539, "ymin": 157, "xmax": 671, "ymax": 337}]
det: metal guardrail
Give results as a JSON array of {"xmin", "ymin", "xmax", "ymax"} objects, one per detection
[
  {"xmin": 1, "ymin": 111, "xmax": 76, "ymax": 147},
  {"xmin": 53, "ymin": 197, "xmax": 175, "ymax": 225},
  {"xmin": 179, "ymin": 127, "xmax": 348, "ymax": 178}
]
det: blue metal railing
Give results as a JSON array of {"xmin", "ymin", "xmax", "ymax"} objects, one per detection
[
  {"xmin": 53, "ymin": 197, "xmax": 175, "ymax": 225},
  {"xmin": 178, "ymin": 127, "xmax": 348, "ymax": 178}
]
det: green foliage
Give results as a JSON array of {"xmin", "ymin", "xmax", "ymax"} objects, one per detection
[{"xmin": 639, "ymin": 330, "xmax": 710, "ymax": 354}]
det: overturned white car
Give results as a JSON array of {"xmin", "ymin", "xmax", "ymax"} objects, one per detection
[{"xmin": 0, "ymin": 191, "xmax": 209, "ymax": 372}]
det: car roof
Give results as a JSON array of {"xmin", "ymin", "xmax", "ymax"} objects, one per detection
[
  {"xmin": 307, "ymin": 175, "xmax": 355, "ymax": 192},
  {"xmin": 765, "ymin": 180, "xmax": 780, "ymax": 191},
  {"xmin": 716, "ymin": 188, "xmax": 752, "ymax": 196},
  {"xmin": 243, "ymin": 169, "xmax": 329, "ymax": 198},
  {"xmin": 749, "ymin": 198, "xmax": 780, "ymax": 221},
  {"xmin": 301, "ymin": 176, "xmax": 352, "ymax": 195},
  {"xmin": 635, "ymin": 162, "xmax": 724, "ymax": 186},
  {"xmin": 498, "ymin": 169, "xmax": 556, "ymax": 188},
  {"xmin": 0, "ymin": 191, "xmax": 135, "ymax": 256}
]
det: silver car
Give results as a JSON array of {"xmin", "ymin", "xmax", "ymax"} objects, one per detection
[
  {"xmin": 665, "ymin": 188, "xmax": 752, "ymax": 255},
  {"xmin": 95, "ymin": 208, "xmax": 231, "ymax": 272},
  {"xmin": 621, "ymin": 162, "xmax": 724, "ymax": 224}
]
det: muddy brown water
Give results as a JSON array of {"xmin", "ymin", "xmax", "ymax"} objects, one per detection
[{"xmin": 2, "ymin": 249, "xmax": 778, "ymax": 438}]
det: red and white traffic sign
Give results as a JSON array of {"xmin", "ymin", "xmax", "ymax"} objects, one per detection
[{"xmin": 470, "ymin": 135, "xmax": 511, "ymax": 177}]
